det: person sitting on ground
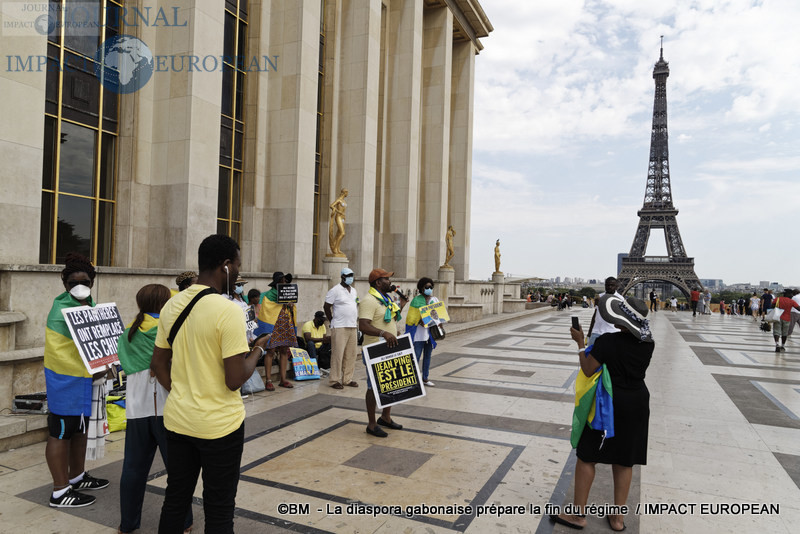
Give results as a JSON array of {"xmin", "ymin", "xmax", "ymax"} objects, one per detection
[
  {"xmin": 551, "ymin": 295, "xmax": 654, "ymax": 532},
  {"xmin": 44, "ymin": 252, "xmax": 110, "ymax": 509},
  {"xmin": 302, "ymin": 311, "xmax": 331, "ymax": 369}
]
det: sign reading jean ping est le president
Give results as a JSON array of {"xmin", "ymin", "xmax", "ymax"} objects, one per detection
[
  {"xmin": 363, "ymin": 333, "xmax": 425, "ymax": 409},
  {"xmin": 61, "ymin": 303, "xmax": 125, "ymax": 374}
]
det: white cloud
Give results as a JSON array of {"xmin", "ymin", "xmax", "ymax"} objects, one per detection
[{"xmin": 469, "ymin": 0, "xmax": 800, "ymax": 285}]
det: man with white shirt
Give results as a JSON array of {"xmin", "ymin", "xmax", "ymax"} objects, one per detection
[
  {"xmin": 586, "ymin": 277, "xmax": 624, "ymax": 347},
  {"xmin": 324, "ymin": 268, "xmax": 359, "ymax": 389},
  {"xmin": 786, "ymin": 289, "xmax": 800, "ymax": 338}
]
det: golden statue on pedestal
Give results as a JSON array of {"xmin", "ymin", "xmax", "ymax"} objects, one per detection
[
  {"xmin": 328, "ymin": 188, "xmax": 348, "ymax": 257},
  {"xmin": 441, "ymin": 225, "xmax": 456, "ymax": 269},
  {"xmin": 494, "ymin": 239, "xmax": 502, "ymax": 274}
]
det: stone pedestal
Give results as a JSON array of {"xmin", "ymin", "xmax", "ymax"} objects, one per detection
[
  {"xmin": 438, "ymin": 266, "xmax": 455, "ymax": 303},
  {"xmin": 322, "ymin": 256, "xmax": 350, "ymax": 287},
  {"xmin": 492, "ymin": 272, "xmax": 504, "ymax": 314}
]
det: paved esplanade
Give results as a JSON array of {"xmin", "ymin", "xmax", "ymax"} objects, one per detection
[{"xmin": 1, "ymin": 309, "xmax": 798, "ymax": 533}]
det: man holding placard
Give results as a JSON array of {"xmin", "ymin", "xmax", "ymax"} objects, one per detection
[{"xmin": 359, "ymin": 269, "xmax": 409, "ymax": 437}]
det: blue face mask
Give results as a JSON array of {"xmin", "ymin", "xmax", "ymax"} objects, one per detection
[
  {"xmin": 424, "ymin": 288, "xmax": 433, "ymax": 297},
  {"xmin": 344, "ymin": 276, "xmax": 354, "ymax": 286},
  {"xmin": 234, "ymin": 285, "xmax": 244, "ymax": 294}
]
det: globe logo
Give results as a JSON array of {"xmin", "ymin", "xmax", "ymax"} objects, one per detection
[
  {"xmin": 34, "ymin": 14, "xmax": 57, "ymax": 36},
  {"xmin": 94, "ymin": 35, "xmax": 154, "ymax": 95}
]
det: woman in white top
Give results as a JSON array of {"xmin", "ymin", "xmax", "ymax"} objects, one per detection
[
  {"xmin": 749, "ymin": 293, "xmax": 761, "ymax": 322},
  {"xmin": 405, "ymin": 277, "xmax": 439, "ymax": 387}
]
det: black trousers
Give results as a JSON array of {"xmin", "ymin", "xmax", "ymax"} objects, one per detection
[{"xmin": 158, "ymin": 423, "xmax": 244, "ymax": 534}]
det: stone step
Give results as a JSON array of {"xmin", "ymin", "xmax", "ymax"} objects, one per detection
[
  {"xmin": 0, "ymin": 413, "xmax": 48, "ymax": 453},
  {"xmin": 447, "ymin": 303, "xmax": 483, "ymax": 323},
  {"xmin": 503, "ymin": 299, "xmax": 527, "ymax": 313},
  {"xmin": 0, "ymin": 311, "xmax": 26, "ymax": 352}
]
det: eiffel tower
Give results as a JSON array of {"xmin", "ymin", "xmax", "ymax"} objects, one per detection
[{"xmin": 617, "ymin": 43, "xmax": 702, "ymax": 297}]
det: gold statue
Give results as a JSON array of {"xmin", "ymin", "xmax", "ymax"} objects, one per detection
[
  {"xmin": 441, "ymin": 225, "xmax": 456, "ymax": 268},
  {"xmin": 328, "ymin": 188, "xmax": 348, "ymax": 257},
  {"xmin": 493, "ymin": 239, "xmax": 502, "ymax": 274}
]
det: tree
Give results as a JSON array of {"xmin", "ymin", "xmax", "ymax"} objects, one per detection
[{"xmin": 579, "ymin": 287, "xmax": 597, "ymax": 298}]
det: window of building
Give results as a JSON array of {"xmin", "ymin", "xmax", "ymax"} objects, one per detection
[
  {"xmin": 217, "ymin": 0, "xmax": 248, "ymax": 239},
  {"xmin": 40, "ymin": 0, "xmax": 122, "ymax": 265}
]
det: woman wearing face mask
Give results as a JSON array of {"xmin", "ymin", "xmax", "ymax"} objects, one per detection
[
  {"xmin": 405, "ymin": 277, "xmax": 438, "ymax": 387},
  {"xmin": 226, "ymin": 276, "xmax": 256, "ymax": 345},
  {"xmin": 44, "ymin": 252, "xmax": 110, "ymax": 509}
]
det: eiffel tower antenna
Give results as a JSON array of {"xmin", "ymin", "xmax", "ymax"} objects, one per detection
[{"xmin": 617, "ymin": 45, "xmax": 703, "ymax": 296}]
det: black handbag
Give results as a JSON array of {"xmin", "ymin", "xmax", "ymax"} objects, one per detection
[{"xmin": 430, "ymin": 323, "xmax": 446, "ymax": 340}]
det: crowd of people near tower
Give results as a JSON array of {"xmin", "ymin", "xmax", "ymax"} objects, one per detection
[{"xmin": 43, "ymin": 236, "xmax": 441, "ymax": 532}]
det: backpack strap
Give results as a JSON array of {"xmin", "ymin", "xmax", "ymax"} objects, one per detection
[{"xmin": 167, "ymin": 288, "xmax": 216, "ymax": 347}]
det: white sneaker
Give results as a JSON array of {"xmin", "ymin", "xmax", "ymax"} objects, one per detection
[{"xmin": 423, "ymin": 380, "xmax": 435, "ymax": 387}]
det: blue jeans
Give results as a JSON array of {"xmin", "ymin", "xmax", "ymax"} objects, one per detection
[
  {"xmin": 158, "ymin": 424, "xmax": 244, "ymax": 534},
  {"xmin": 119, "ymin": 417, "xmax": 192, "ymax": 533},
  {"xmin": 413, "ymin": 340, "xmax": 433, "ymax": 382}
]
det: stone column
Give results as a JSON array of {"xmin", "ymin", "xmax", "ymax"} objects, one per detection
[
  {"xmin": 416, "ymin": 7, "xmax": 453, "ymax": 278},
  {"xmin": 0, "ymin": 15, "xmax": 46, "ymax": 264},
  {"xmin": 379, "ymin": 0, "xmax": 424, "ymax": 277},
  {"xmin": 492, "ymin": 271, "xmax": 504, "ymax": 314},
  {"xmin": 330, "ymin": 0, "xmax": 383, "ymax": 276},
  {"xmin": 447, "ymin": 40, "xmax": 476, "ymax": 280},
  {"xmin": 437, "ymin": 265, "xmax": 455, "ymax": 304},
  {"xmin": 117, "ymin": 0, "xmax": 223, "ymax": 269},
  {"xmin": 260, "ymin": 0, "xmax": 321, "ymax": 274}
]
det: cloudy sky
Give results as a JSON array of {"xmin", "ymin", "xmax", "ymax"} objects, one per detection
[{"xmin": 469, "ymin": 0, "xmax": 800, "ymax": 287}]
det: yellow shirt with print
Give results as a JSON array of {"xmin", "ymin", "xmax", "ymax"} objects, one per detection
[
  {"xmin": 155, "ymin": 284, "xmax": 250, "ymax": 440},
  {"xmin": 301, "ymin": 320, "xmax": 326, "ymax": 349},
  {"xmin": 358, "ymin": 292, "xmax": 398, "ymax": 346}
]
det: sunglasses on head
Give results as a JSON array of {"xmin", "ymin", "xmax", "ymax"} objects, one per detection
[{"xmin": 66, "ymin": 280, "xmax": 91, "ymax": 288}]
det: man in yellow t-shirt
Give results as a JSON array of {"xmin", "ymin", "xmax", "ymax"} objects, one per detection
[
  {"xmin": 301, "ymin": 311, "xmax": 331, "ymax": 367},
  {"xmin": 359, "ymin": 268, "xmax": 408, "ymax": 438},
  {"xmin": 151, "ymin": 234, "xmax": 269, "ymax": 532}
]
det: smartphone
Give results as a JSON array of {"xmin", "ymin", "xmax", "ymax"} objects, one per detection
[{"xmin": 571, "ymin": 316, "xmax": 580, "ymax": 330}]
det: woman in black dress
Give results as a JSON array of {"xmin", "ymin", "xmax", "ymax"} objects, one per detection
[{"xmin": 551, "ymin": 295, "xmax": 654, "ymax": 531}]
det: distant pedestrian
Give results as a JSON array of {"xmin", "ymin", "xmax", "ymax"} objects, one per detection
[
  {"xmin": 771, "ymin": 290, "xmax": 800, "ymax": 352},
  {"xmin": 749, "ymin": 293, "xmax": 760, "ymax": 322},
  {"xmin": 324, "ymin": 268, "xmax": 359, "ymax": 390},
  {"xmin": 690, "ymin": 287, "xmax": 700, "ymax": 316}
]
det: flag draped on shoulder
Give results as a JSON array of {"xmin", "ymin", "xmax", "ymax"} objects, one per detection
[
  {"xmin": 571, "ymin": 363, "xmax": 614, "ymax": 448},
  {"xmin": 404, "ymin": 295, "xmax": 437, "ymax": 349},
  {"xmin": 117, "ymin": 314, "xmax": 159, "ymax": 375},
  {"xmin": 44, "ymin": 292, "xmax": 95, "ymax": 416}
]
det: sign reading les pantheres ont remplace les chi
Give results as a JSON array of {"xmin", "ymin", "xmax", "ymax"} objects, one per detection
[{"xmin": 61, "ymin": 303, "xmax": 125, "ymax": 374}]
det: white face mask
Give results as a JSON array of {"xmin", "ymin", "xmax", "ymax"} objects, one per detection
[
  {"xmin": 69, "ymin": 284, "xmax": 91, "ymax": 300},
  {"xmin": 344, "ymin": 276, "xmax": 354, "ymax": 286}
]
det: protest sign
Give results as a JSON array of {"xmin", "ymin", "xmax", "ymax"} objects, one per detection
[
  {"xmin": 363, "ymin": 333, "xmax": 424, "ymax": 409},
  {"xmin": 420, "ymin": 300, "xmax": 450, "ymax": 327},
  {"xmin": 290, "ymin": 347, "xmax": 321, "ymax": 380},
  {"xmin": 277, "ymin": 283, "xmax": 299, "ymax": 303},
  {"xmin": 61, "ymin": 303, "xmax": 125, "ymax": 374},
  {"xmin": 245, "ymin": 305, "xmax": 258, "ymax": 339}
]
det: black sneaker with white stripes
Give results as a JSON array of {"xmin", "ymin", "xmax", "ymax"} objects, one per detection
[
  {"xmin": 71, "ymin": 472, "xmax": 109, "ymax": 491},
  {"xmin": 49, "ymin": 488, "xmax": 96, "ymax": 508}
]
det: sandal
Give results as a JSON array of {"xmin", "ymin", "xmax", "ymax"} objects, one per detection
[
  {"xmin": 279, "ymin": 381, "xmax": 293, "ymax": 388},
  {"xmin": 265, "ymin": 381, "xmax": 275, "ymax": 391}
]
